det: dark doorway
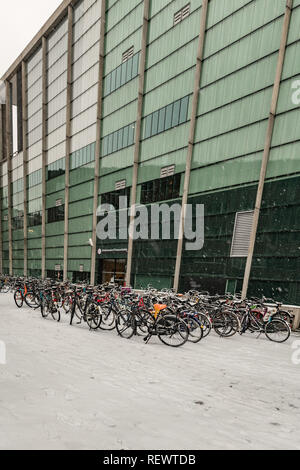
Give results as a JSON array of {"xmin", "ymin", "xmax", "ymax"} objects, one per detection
[{"xmin": 98, "ymin": 259, "xmax": 126, "ymax": 286}]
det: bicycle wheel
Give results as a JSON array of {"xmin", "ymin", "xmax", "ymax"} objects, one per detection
[
  {"xmin": 98, "ymin": 305, "xmax": 116, "ymax": 331},
  {"xmin": 196, "ymin": 313, "xmax": 212, "ymax": 338},
  {"xmin": 136, "ymin": 309, "xmax": 155, "ymax": 336},
  {"xmin": 157, "ymin": 315, "xmax": 189, "ymax": 347},
  {"xmin": 51, "ymin": 304, "xmax": 61, "ymax": 322},
  {"xmin": 25, "ymin": 292, "xmax": 40, "ymax": 308},
  {"xmin": 41, "ymin": 298, "xmax": 50, "ymax": 318},
  {"xmin": 265, "ymin": 318, "xmax": 290, "ymax": 343},
  {"xmin": 86, "ymin": 303, "xmax": 102, "ymax": 330},
  {"xmin": 14, "ymin": 290, "xmax": 23, "ymax": 308},
  {"xmin": 115, "ymin": 309, "xmax": 135, "ymax": 339},
  {"xmin": 213, "ymin": 312, "xmax": 239, "ymax": 338},
  {"xmin": 273, "ymin": 310, "xmax": 293, "ymax": 327},
  {"xmin": 183, "ymin": 316, "xmax": 203, "ymax": 344}
]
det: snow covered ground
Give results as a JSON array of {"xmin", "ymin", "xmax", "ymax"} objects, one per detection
[{"xmin": 0, "ymin": 294, "xmax": 299, "ymax": 450}]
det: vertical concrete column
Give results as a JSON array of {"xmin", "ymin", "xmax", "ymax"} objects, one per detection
[
  {"xmin": 0, "ymin": 106, "xmax": 3, "ymax": 161},
  {"xmin": 241, "ymin": 0, "xmax": 293, "ymax": 299},
  {"xmin": 41, "ymin": 37, "xmax": 48, "ymax": 279},
  {"xmin": 22, "ymin": 61, "xmax": 28, "ymax": 277},
  {"xmin": 0, "ymin": 107, "xmax": 4, "ymax": 274},
  {"xmin": 125, "ymin": 0, "xmax": 150, "ymax": 287},
  {"xmin": 90, "ymin": 0, "xmax": 107, "ymax": 286},
  {"xmin": 173, "ymin": 0, "xmax": 209, "ymax": 292},
  {"xmin": 63, "ymin": 5, "xmax": 73, "ymax": 282},
  {"xmin": 5, "ymin": 80, "xmax": 13, "ymax": 276}
]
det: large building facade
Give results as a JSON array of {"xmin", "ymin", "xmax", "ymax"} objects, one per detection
[{"xmin": 0, "ymin": 0, "xmax": 300, "ymax": 302}]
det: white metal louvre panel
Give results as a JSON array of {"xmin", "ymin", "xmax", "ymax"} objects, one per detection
[
  {"xmin": 160, "ymin": 165, "xmax": 175, "ymax": 178},
  {"xmin": 182, "ymin": 4, "xmax": 190, "ymax": 20},
  {"xmin": 174, "ymin": 4, "xmax": 190, "ymax": 26},
  {"xmin": 174, "ymin": 11, "xmax": 182, "ymax": 25},
  {"xmin": 115, "ymin": 180, "xmax": 126, "ymax": 191},
  {"xmin": 230, "ymin": 211, "xmax": 254, "ymax": 257},
  {"xmin": 122, "ymin": 47, "xmax": 134, "ymax": 63}
]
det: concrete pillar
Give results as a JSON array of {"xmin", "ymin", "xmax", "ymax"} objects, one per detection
[
  {"xmin": 90, "ymin": 0, "xmax": 107, "ymax": 286},
  {"xmin": 22, "ymin": 61, "xmax": 28, "ymax": 278},
  {"xmin": 41, "ymin": 37, "xmax": 47, "ymax": 280},
  {"xmin": 173, "ymin": 0, "xmax": 209, "ymax": 292},
  {"xmin": 125, "ymin": 0, "xmax": 150, "ymax": 287},
  {"xmin": 5, "ymin": 81, "xmax": 13, "ymax": 276},
  {"xmin": 0, "ymin": 107, "xmax": 4, "ymax": 274},
  {"xmin": 63, "ymin": 5, "xmax": 73, "ymax": 282},
  {"xmin": 241, "ymin": 0, "xmax": 293, "ymax": 299}
]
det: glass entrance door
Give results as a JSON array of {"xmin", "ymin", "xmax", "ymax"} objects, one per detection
[{"xmin": 102, "ymin": 259, "xmax": 126, "ymax": 286}]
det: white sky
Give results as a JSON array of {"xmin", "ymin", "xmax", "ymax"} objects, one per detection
[{"xmin": 0, "ymin": 0, "xmax": 62, "ymax": 77}]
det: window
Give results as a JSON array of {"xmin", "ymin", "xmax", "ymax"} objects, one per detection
[
  {"xmin": 70, "ymin": 143, "xmax": 95, "ymax": 170},
  {"xmin": 28, "ymin": 211, "xmax": 42, "ymax": 227},
  {"xmin": 104, "ymin": 52, "xmax": 140, "ymax": 97},
  {"xmin": 142, "ymin": 96, "xmax": 190, "ymax": 140},
  {"xmin": 158, "ymin": 108, "xmax": 166, "ymax": 133},
  {"xmin": 174, "ymin": 4, "xmax": 190, "ymax": 25},
  {"xmin": 179, "ymin": 95, "xmax": 189, "ymax": 124},
  {"xmin": 141, "ymin": 174, "xmax": 181, "ymax": 204},
  {"xmin": 152, "ymin": 111, "xmax": 159, "ymax": 136},
  {"xmin": 165, "ymin": 104, "xmax": 173, "ymax": 131},
  {"xmin": 172, "ymin": 100, "xmax": 181, "ymax": 127},
  {"xmin": 101, "ymin": 123, "xmax": 135, "ymax": 157},
  {"xmin": 47, "ymin": 158, "xmax": 65, "ymax": 181},
  {"xmin": 10, "ymin": 70, "xmax": 23, "ymax": 155},
  {"xmin": 101, "ymin": 187, "xmax": 130, "ymax": 211},
  {"xmin": 73, "ymin": 271, "xmax": 90, "ymax": 283},
  {"xmin": 230, "ymin": 211, "xmax": 254, "ymax": 257},
  {"xmin": 47, "ymin": 270, "xmax": 62, "ymax": 280},
  {"xmin": 28, "ymin": 169, "xmax": 42, "ymax": 188},
  {"xmin": 12, "ymin": 215, "xmax": 24, "ymax": 230},
  {"xmin": 47, "ymin": 205, "xmax": 65, "ymax": 223},
  {"xmin": 122, "ymin": 47, "xmax": 134, "ymax": 63}
]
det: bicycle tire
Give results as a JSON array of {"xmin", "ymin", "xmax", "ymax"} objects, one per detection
[
  {"xmin": 86, "ymin": 302, "xmax": 102, "ymax": 330},
  {"xmin": 183, "ymin": 316, "xmax": 203, "ymax": 344},
  {"xmin": 25, "ymin": 292, "xmax": 41, "ymax": 308},
  {"xmin": 115, "ymin": 309, "xmax": 135, "ymax": 339},
  {"xmin": 98, "ymin": 305, "xmax": 116, "ymax": 331},
  {"xmin": 264, "ymin": 318, "xmax": 291, "ymax": 343},
  {"xmin": 213, "ymin": 311, "xmax": 240, "ymax": 338},
  {"xmin": 157, "ymin": 315, "xmax": 189, "ymax": 348},
  {"xmin": 14, "ymin": 290, "xmax": 23, "ymax": 308},
  {"xmin": 196, "ymin": 312, "xmax": 212, "ymax": 338}
]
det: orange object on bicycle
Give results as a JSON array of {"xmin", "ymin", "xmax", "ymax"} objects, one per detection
[{"xmin": 152, "ymin": 304, "xmax": 167, "ymax": 319}]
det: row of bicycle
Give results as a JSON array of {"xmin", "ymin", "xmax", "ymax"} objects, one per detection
[{"xmin": 0, "ymin": 275, "xmax": 293, "ymax": 346}]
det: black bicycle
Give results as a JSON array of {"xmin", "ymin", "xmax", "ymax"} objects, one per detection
[
  {"xmin": 240, "ymin": 307, "xmax": 290, "ymax": 343},
  {"xmin": 116, "ymin": 300, "xmax": 189, "ymax": 347}
]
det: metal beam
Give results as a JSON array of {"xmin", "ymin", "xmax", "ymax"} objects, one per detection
[
  {"xmin": 22, "ymin": 61, "xmax": 28, "ymax": 278},
  {"xmin": 41, "ymin": 37, "xmax": 47, "ymax": 280},
  {"xmin": 63, "ymin": 5, "xmax": 73, "ymax": 282},
  {"xmin": 173, "ymin": 0, "xmax": 209, "ymax": 292},
  {"xmin": 5, "ymin": 81, "xmax": 13, "ymax": 276},
  {"xmin": 90, "ymin": 0, "xmax": 107, "ymax": 286},
  {"xmin": 241, "ymin": 0, "xmax": 293, "ymax": 299},
  {"xmin": 125, "ymin": 0, "xmax": 150, "ymax": 287}
]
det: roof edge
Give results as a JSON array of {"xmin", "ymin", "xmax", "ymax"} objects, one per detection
[{"xmin": 1, "ymin": 0, "xmax": 79, "ymax": 82}]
